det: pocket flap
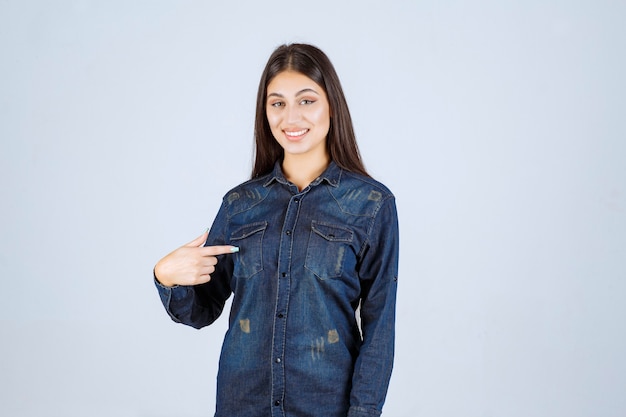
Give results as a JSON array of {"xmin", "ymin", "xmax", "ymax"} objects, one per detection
[
  {"xmin": 311, "ymin": 221, "xmax": 353, "ymax": 242},
  {"xmin": 230, "ymin": 221, "xmax": 268, "ymax": 241}
]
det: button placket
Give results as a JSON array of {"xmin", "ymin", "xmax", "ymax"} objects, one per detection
[{"xmin": 270, "ymin": 192, "xmax": 304, "ymax": 416}]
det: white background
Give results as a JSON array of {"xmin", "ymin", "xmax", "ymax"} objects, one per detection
[{"xmin": 1, "ymin": 1, "xmax": 625, "ymax": 416}]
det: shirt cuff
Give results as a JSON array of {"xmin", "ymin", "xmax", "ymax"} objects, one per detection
[{"xmin": 347, "ymin": 406, "xmax": 382, "ymax": 417}]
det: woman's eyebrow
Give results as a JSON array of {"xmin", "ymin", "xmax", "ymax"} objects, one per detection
[
  {"xmin": 295, "ymin": 88, "xmax": 320, "ymax": 96},
  {"xmin": 267, "ymin": 88, "xmax": 320, "ymax": 98}
]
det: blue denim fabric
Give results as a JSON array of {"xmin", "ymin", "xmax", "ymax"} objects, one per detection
[{"xmin": 156, "ymin": 161, "xmax": 399, "ymax": 417}]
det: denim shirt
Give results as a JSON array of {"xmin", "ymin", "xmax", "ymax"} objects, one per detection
[{"xmin": 156, "ymin": 161, "xmax": 399, "ymax": 417}]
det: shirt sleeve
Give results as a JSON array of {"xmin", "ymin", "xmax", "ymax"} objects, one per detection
[
  {"xmin": 350, "ymin": 195, "xmax": 400, "ymax": 416},
  {"xmin": 154, "ymin": 200, "xmax": 233, "ymax": 330}
]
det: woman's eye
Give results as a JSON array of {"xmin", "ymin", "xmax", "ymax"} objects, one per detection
[
  {"xmin": 300, "ymin": 99, "xmax": 315, "ymax": 105},
  {"xmin": 270, "ymin": 101, "xmax": 284, "ymax": 108}
]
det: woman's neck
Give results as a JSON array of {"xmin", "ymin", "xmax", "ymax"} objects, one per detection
[{"xmin": 282, "ymin": 153, "xmax": 330, "ymax": 191}]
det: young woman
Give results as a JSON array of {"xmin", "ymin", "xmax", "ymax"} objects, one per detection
[{"xmin": 154, "ymin": 43, "xmax": 399, "ymax": 417}]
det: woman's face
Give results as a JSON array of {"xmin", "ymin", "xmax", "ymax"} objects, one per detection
[{"xmin": 266, "ymin": 71, "xmax": 331, "ymax": 161}]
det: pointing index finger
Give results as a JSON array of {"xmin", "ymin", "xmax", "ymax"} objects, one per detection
[{"xmin": 201, "ymin": 245, "xmax": 239, "ymax": 256}]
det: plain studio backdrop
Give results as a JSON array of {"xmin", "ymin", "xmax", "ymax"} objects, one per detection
[{"xmin": 1, "ymin": 1, "xmax": 624, "ymax": 416}]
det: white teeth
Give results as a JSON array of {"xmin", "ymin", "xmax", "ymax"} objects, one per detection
[{"xmin": 285, "ymin": 129, "xmax": 308, "ymax": 137}]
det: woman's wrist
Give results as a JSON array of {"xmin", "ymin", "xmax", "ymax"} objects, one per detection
[{"xmin": 154, "ymin": 262, "xmax": 175, "ymax": 287}]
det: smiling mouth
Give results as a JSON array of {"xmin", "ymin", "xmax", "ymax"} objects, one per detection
[{"xmin": 284, "ymin": 129, "xmax": 309, "ymax": 138}]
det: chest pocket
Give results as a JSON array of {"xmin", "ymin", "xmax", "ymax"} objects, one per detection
[
  {"xmin": 230, "ymin": 221, "xmax": 267, "ymax": 279},
  {"xmin": 305, "ymin": 221, "xmax": 354, "ymax": 280}
]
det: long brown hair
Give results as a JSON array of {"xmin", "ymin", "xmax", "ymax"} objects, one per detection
[{"xmin": 252, "ymin": 43, "xmax": 369, "ymax": 179}]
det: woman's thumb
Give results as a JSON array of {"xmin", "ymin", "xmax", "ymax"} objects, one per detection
[{"xmin": 185, "ymin": 229, "xmax": 209, "ymax": 247}]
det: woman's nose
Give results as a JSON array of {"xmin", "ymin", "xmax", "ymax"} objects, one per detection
[{"xmin": 286, "ymin": 105, "xmax": 301, "ymax": 123}]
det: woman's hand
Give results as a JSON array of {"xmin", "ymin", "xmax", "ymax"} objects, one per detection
[{"xmin": 154, "ymin": 232, "xmax": 238, "ymax": 287}]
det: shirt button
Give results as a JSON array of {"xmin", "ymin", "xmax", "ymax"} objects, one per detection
[
  {"xmin": 277, "ymin": 313, "xmax": 284, "ymax": 318},
  {"xmin": 281, "ymin": 272, "xmax": 287, "ymax": 277},
  {"xmin": 294, "ymin": 198, "xmax": 299, "ymax": 203},
  {"xmin": 274, "ymin": 400, "xmax": 281, "ymax": 406},
  {"xmin": 285, "ymin": 230, "xmax": 291, "ymax": 236},
  {"xmin": 275, "ymin": 357, "xmax": 281, "ymax": 363}
]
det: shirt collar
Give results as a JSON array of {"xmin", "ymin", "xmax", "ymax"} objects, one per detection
[{"xmin": 263, "ymin": 160, "xmax": 342, "ymax": 189}]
